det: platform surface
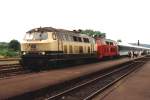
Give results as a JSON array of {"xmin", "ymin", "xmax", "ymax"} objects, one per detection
[
  {"xmin": 0, "ymin": 57, "xmax": 136, "ymax": 99},
  {"xmin": 96, "ymin": 60, "xmax": 150, "ymax": 100}
]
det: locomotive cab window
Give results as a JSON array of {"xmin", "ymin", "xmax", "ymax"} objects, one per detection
[
  {"xmin": 24, "ymin": 32, "xmax": 48, "ymax": 40},
  {"xmin": 24, "ymin": 32, "xmax": 34, "ymax": 40},
  {"xmin": 34, "ymin": 32, "xmax": 48, "ymax": 40}
]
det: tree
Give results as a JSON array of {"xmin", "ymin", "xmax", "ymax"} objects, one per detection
[
  {"xmin": 117, "ymin": 39, "xmax": 122, "ymax": 43},
  {"xmin": 8, "ymin": 40, "xmax": 20, "ymax": 51},
  {"xmin": 80, "ymin": 29, "xmax": 106, "ymax": 38}
]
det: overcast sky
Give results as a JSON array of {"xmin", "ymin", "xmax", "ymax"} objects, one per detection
[{"xmin": 0, "ymin": 0, "xmax": 150, "ymax": 44}]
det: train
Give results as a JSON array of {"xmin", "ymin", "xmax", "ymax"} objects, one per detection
[{"xmin": 20, "ymin": 27, "xmax": 150, "ymax": 70}]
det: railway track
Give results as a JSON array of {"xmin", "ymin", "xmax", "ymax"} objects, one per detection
[
  {"xmin": 45, "ymin": 58, "xmax": 147, "ymax": 100},
  {"xmin": 0, "ymin": 58, "xmax": 20, "ymax": 61},
  {"xmin": 0, "ymin": 63, "xmax": 31, "ymax": 79},
  {"xmin": 9, "ymin": 57, "xmax": 149, "ymax": 100}
]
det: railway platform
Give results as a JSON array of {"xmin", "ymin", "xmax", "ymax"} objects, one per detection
[
  {"xmin": 0, "ymin": 57, "xmax": 144, "ymax": 99},
  {"xmin": 94, "ymin": 58, "xmax": 150, "ymax": 100}
]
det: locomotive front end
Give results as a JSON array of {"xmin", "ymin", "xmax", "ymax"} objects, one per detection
[{"xmin": 20, "ymin": 28, "xmax": 58, "ymax": 70}]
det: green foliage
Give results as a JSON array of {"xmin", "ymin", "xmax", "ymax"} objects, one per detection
[
  {"xmin": 117, "ymin": 39, "xmax": 122, "ymax": 42},
  {"xmin": 80, "ymin": 29, "xmax": 106, "ymax": 37},
  {"xmin": 0, "ymin": 42, "xmax": 8, "ymax": 49},
  {"xmin": 0, "ymin": 49, "xmax": 18, "ymax": 57},
  {"xmin": 8, "ymin": 40, "xmax": 20, "ymax": 51},
  {"xmin": 0, "ymin": 41, "xmax": 20, "ymax": 57}
]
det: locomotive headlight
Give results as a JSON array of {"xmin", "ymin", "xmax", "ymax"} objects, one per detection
[
  {"xmin": 41, "ymin": 52, "xmax": 45, "ymax": 55},
  {"xmin": 22, "ymin": 52, "xmax": 26, "ymax": 55}
]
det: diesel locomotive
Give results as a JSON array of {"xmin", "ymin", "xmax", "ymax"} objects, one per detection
[{"xmin": 20, "ymin": 27, "xmax": 97, "ymax": 69}]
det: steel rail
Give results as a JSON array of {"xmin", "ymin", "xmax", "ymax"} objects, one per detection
[
  {"xmin": 45, "ymin": 59, "xmax": 146, "ymax": 100},
  {"xmin": 0, "ymin": 63, "xmax": 30, "ymax": 79},
  {"xmin": 0, "ymin": 58, "xmax": 20, "ymax": 61},
  {"xmin": 84, "ymin": 61, "xmax": 145, "ymax": 100}
]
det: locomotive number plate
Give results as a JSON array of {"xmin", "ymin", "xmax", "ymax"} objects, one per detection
[{"xmin": 30, "ymin": 44, "xmax": 36, "ymax": 50}]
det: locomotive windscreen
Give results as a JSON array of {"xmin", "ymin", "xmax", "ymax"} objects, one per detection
[{"xmin": 24, "ymin": 32, "xmax": 48, "ymax": 40}]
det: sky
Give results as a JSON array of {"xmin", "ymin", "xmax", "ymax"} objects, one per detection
[{"xmin": 0, "ymin": 0, "xmax": 150, "ymax": 44}]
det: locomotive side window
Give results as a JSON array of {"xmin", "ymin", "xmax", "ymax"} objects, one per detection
[
  {"xmin": 72, "ymin": 36, "xmax": 83, "ymax": 42},
  {"xmin": 65, "ymin": 34, "xmax": 69, "ymax": 41},
  {"xmin": 78, "ymin": 37, "xmax": 82, "ymax": 42},
  {"xmin": 62, "ymin": 34, "xmax": 66, "ymax": 41},
  {"xmin": 110, "ymin": 42, "xmax": 113, "ymax": 45},
  {"xmin": 87, "ymin": 38, "xmax": 89, "ymax": 43},
  {"xmin": 83, "ymin": 38, "xmax": 86, "ymax": 42},
  {"xmin": 68, "ymin": 35, "xmax": 73, "ymax": 41},
  {"xmin": 106, "ymin": 41, "xmax": 109, "ymax": 45},
  {"xmin": 83, "ymin": 38, "xmax": 89, "ymax": 43},
  {"xmin": 59, "ymin": 34, "xmax": 64, "ymax": 41},
  {"xmin": 73, "ymin": 36, "xmax": 78, "ymax": 42},
  {"xmin": 52, "ymin": 32, "xmax": 57, "ymax": 40}
]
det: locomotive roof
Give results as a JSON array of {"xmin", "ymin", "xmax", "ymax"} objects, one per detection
[
  {"xmin": 27, "ymin": 27, "xmax": 73, "ymax": 33},
  {"xmin": 27, "ymin": 27, "xmax": 92, "ymax": 38}
]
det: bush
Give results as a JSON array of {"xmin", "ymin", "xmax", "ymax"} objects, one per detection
[{"xmin": 8, "ymin": 40, "xmax": 20, "ymax": 51}]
